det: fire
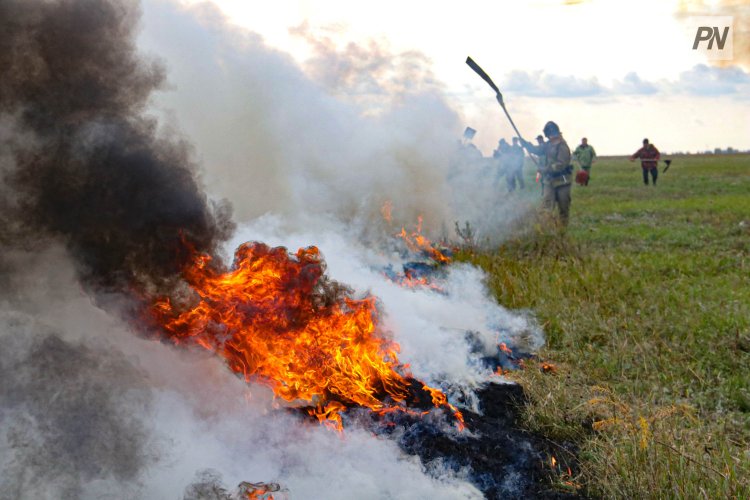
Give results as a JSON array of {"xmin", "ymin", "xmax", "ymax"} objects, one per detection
[
  {"xmin": 397, "ymin": 215, "xmax": 451, "ymax": 264},
  {"xmin": 498, "ymin": 342, "xmax": 513, "ymax": 356},
  {"xmin": 541, "ymin": 361, "xmax": 557, "ymax": 374},
  {"xmin": 385, "ymin": 267, "xmax": 445, "ymax": 293},
  {"xmin": 241, "ymin": 481, "xmax": 284, "ymax": 500},
  {"xmin": 152, "ymin": 242, "xmax": 462, "ymax": 430},
  {"xmin": 381, "ymin": 200, "xmax": 393, "ymax": 224}
]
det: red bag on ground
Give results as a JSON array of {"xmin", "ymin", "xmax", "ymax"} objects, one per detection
[{"xmin": 575, "ymin": 169, "xmax": 589, "ymax": 186}]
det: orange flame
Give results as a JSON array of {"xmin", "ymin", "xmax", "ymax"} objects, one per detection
[
  {"xmin": 397, "ymin": 216, "xmax": 451, "ymax": 265},
  {"xmin": 242, "ymin": 482, "xmax": 282, "ymax": 500},
  {"xmin": 381, "ymin": 200, "xmax": 393, "ymax": 224},
  {"xmin": 385, "ymin": 271, "xmax": 445, "ymax": 293},
  {"xmin": 541, "ymin": 362, "xmax": 557, "ymax": 374},
  {"xmin": 151, "ymin": 242, "xmax": 462, "ymax": 430}
]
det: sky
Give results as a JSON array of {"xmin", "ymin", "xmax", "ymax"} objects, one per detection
[{"xmin": 171, "ymin": 0, "xmax": 750, "ymax": 155}]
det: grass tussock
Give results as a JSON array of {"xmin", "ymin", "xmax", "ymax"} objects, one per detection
[{"xmin": 457, "ymin": 154, "xmax": 750, "ymax": 498}]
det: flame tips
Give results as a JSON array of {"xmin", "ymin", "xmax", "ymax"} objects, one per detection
[{"xmin": 151, "ymin": 240, "xmax": 461, "ymax": 430}]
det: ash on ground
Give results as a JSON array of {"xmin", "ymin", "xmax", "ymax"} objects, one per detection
[{"xmin": 363, "ymin": 382, "xmax": 581, "ymax": 500}]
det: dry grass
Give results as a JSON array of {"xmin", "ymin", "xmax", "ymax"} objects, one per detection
[{"xmin": 457, "ymin": 154, "xmax": 750, "ymax": 498}]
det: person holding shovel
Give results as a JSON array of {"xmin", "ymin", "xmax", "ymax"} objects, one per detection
[{"xmin": 520, "ymin": 121, "xmax": 573, "ymax": 225}]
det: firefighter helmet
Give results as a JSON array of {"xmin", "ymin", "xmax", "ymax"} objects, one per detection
[{"xmin": 543, "ymin": 121, "xmax": 560, "ymax": 138}]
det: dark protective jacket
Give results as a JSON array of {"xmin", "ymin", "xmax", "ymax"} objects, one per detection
[
  {"xmin": 509, "ymin": 144, "xmax": 525, "ymax": 170},
  {"xmin": 523, "ymin": 136, "xmax": 572, "ymax": 187}
]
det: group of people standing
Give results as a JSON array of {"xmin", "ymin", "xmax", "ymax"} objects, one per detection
[
  {"xmin": 520, "ymin": 121, "xmax": 576, "ymax": 225},
  {"xmin": 492, "ymin": 137, "xmax": 526, "ymax": 192},
  {"xmin": 492, "ymin": 123, "xmax": 596, "ymax": 225},
  {"xmin": 459, "ymin": 122, "xmax": 663, "ymax": 227}
]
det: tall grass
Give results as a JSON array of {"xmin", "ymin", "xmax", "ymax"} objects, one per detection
[{"xmin": 459, "ymin": 155, "xmax": 750, "ymax": 498}]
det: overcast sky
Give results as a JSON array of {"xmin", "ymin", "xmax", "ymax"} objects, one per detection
[{"xmin": 173, "ymin": 0, "xmax": 749, "ymax": 155}]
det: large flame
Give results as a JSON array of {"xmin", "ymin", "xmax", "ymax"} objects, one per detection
[{"xmin": 152, "ymin": 242, "xmax": 462, "ymax": 430}]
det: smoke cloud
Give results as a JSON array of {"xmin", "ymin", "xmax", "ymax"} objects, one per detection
[
  {"xmin": 139, "ymin": 0, "xmax": 531, "ymax": 240},
  {"xmin": 226, "ymin": 217, "xmax": 544, "ymax": 405},
  {"xmin": 0, "ymin": 247, "xmax": 486, "ymax": 499},
  {"xmin": 0, "ymin": 0, "xmax": 233, "ymax": 295},
  {"xmin": 0, "ymin": 0, "xmax": 543, "ymax": 497}
]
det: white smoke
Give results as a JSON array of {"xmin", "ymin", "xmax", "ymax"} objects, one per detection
[
  {"xmin": 227, "ymin": 216, "xmax": 544, "ymax": 395},
  {"xmin": 0, "ymin": 246, "xmax": 485, "ymax": 499},
  {"xmin": 138, "ymin": 0, "xmax": 537, "ymax": 240},
  {"xmin": 1, "ymin": 0, "xmax": 545, "ymax": 497}
]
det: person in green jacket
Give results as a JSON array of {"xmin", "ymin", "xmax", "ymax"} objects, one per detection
[{"xmin": 573, "ymin": 137, "xmax": 596, "ymax": 186}]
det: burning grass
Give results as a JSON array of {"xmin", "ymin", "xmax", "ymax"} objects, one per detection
[
  {"xmin": 151, "ymin": 241, "xmax": 462, "ymax": 430},
  {"xmin": 458, "ymin": 154, "xmax": 750, "ymax": 498}
]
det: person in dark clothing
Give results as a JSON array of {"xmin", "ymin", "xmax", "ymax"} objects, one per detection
[
  {"xmin": 505, "ymin": 137, "xmax": 526, "ymax": 192},
  {"xmin": 492, "ymin": 138, "xmax": 510, "ymax": 186},
  {"xmin": 520, "ymin": 121, "xmax": 573, "ymax": 225},
  {"xmin": 630, "ymin": 138, "xmax": 660, "ymax": 185}
]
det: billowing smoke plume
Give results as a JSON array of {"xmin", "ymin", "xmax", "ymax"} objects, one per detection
[
  {"xmin": 0, "ymin": 247, "xmax": 486, "ymax": 499},
  {"xmin": 0, "ymin": 0, "xmax": 233, "ymax": 294},
  {"xmin": 138, "ymin": 0, "xmax": 527, "ymax": 240},
  {"xmin": 0, "ymin": 1, "xmax": 546, "ymax": 497},
  {"xmin": 289, "ymin": 21, "xmax": 444, "ymax": 107},
  {"xmin": 0, "ymin": 321, "xmax": 155, "ymax": 500}
]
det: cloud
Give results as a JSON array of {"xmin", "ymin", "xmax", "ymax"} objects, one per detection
[
  {"xmin": 500, "ymin": 64, "xmax": 750, "ymax": 99},
  {"xmin": 501, "ymin": 70, "xmax": 606, "ymax": 97},
  {"xmin": 613, "ymin": 72, "xmax": 659, "ymax": 95},
  {"xmin": 670, "ymin": 63, "xmax": 750, "ymax": 96}
]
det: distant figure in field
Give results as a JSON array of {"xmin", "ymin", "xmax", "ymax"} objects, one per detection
[
  {"xmin": 492, "ymin": 138, "xmax": 511, "ymax": 185},
  {"xmin": 520, "ymin": 121, "xmax": 573, "ymax": 225},
  {"xmin": 573, "ymin": 137, "xmax": 596, "ymax": 186},
  {"xmin": 630, "ymin": 138, "xmax": 660, "ymax": 186},
  {"xmin": 460, "ymin": 127, "xmax": 482, "ymax": 159},
  {"xmin": 505, "ymin": 137, "xmax": 526, "ymax": 192},
  {"xmin": 449, "ymin": 126, "xmax": 483, "ymax": 180}
]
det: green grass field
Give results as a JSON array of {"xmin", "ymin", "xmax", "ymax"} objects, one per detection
[{"xmin": 458, "ymin": 154, "xmax": 750, "ymax": 498}]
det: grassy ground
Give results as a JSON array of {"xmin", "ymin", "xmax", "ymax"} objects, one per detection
[{"xmin": 457, "ymin": 154, "xmax": 750, "ymax": 498}]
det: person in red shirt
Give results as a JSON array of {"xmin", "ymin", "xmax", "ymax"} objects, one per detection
[{"xmin": 630, "ymin": 138, "xmax": 661, "ymax": 186}]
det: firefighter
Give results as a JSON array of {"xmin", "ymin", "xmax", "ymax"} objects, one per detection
[
  {"xmin": 630, "ymin": 138, "xmax": 660, "ymax": 186},
  {"xmin": 520, "ymin": 121, "xmax": 573, "ymax": 225},
  {"xmin": 573, "ymin": 137, "xmax": 596, "ymax": 186}
]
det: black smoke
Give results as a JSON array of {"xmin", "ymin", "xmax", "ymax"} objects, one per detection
[{"xmin": 0, "ymin": 0, "xmax": 233, "ymax": 295}]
